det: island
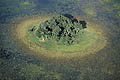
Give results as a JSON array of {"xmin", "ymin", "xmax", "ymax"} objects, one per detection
[{"xmin": 29, "ymin": 14, "xmax": 87, "ymax": 45}]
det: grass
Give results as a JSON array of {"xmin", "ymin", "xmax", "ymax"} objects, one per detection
[
  {"xmin": 20, "ymin": 64, "xmax": 62, "ymax": 80},
  {"xmin": 28, "ymin": 28, "xmax": 98, "ymax": 52},
  {"xmin": 0, "ymin": 0, "xmax": 119, "ymax": 80},
  {"xmin": 22, "ymin": 1, "xmax": 30, "ymax": 6},
  {"xmin": 113, "ymin": 3, "xmax": 120, "ymax": 17},
  {"xmin": 84, "ymin": 8, "xmax": 96, "ymax": 17},
  {"xmin": 0, "ymin": 58, "xmax": 62, "ymax": 80},
  {"xmin": 12, "ymin": 16, "xmax": 107, "ymax": 59}
]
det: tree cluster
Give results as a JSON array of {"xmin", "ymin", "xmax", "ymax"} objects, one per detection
[{"xmin": 31, "ymin": 14, "xmax": 86, "ymax": 45}]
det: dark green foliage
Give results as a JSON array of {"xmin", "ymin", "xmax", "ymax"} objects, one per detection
[
  {"xmin": 0, "ymin": 48, "xmax": 11, "ymax": 59},
  {"xmin": 33, "ymin": 14, "xmax": 86, "ymax": 45}
]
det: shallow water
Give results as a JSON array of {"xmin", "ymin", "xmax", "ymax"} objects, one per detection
[{"xmin": 0, "ymin": 0, "xmax": 120, "ymax": 80}]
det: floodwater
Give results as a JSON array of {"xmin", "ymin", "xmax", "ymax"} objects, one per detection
[{"xmin": 0, "ymin": 0, "xmax": 120, "ymax": 80}]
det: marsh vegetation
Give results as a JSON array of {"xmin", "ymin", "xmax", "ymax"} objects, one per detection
[{"xmin": 0, "ymin": 0, "xmax": 120, "ymax": 80}]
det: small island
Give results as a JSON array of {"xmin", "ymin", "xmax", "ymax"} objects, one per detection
[
  {"xmin": 15, "ymin": 14, "xmax": 106, "ymax": 53},
  {"xmin": 29, "ymin": 14, "xmax": 87, "ymax": 45}
]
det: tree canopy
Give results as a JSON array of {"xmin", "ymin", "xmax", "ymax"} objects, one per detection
[{"xmin": 30, "ymin": 14, "xmax": 87, "ymax": 45}]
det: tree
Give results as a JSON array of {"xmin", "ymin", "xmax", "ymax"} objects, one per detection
[{"xmin": 30, "ymin": 14, "xmax": 87, "ymax": 45}]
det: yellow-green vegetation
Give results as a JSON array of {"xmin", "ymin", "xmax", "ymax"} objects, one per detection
[
  {"xmin": 28, "ymin": 27, "xmax": 98, "ymax": 52},
  {"xmin": 118, "ymin": 11, "xmax": 120, "ymax": 17},
  {"xmin": 21, "ymin": 1, "xmax": 31, "ymax": 6},
  {"xmin": 0, "ymin": 58, "xmax": 62, "ymax": 80},
  {"xmin": 19, "ymin": 1, "xmax": 36, "ymax": 10},
  {"xmin": 84, "ymin": 8, "xmax": 96, "ymax": 16},
  {"xmin": 101, "ymin": 0, "xmax": 119, "ymax": 3},
  {"xmin": 113, "ymin": 4, "xmax": 120, "ymax": 9},
  {"xmin": 113, "ymin": 4, "xmax": 120, "ymax": 17},
  {"xmin": 20, "ymin": 64, "xmax": 62, "ymax": 80},
  {"xmin": 102, "ymin": 0, "xmax": 112, "ymax": 3},
  {"xmin": 13, "ymin": 16, "xmax": 107, "ymax": 59},
  {"xmin": 99, "ymin": 0, "xmax": 112, "ymax": 4}
]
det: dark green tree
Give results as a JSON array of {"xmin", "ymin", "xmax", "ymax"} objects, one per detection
[{"xmin": 30, "ymin": 14, "xmax": 87, "ymax": 45}]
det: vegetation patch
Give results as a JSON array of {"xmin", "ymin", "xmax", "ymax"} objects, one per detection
[
  {"xmin": 84, "ymin": 8, "xmax": 96, "ymax": 16},
  {"xmin": 25, "ymin": 15, "xmax": 107, "ymax": 53},
  {"xmin": 13, "ymin": 16, "xmax": 107, "ymax": 58},
  {"xmin": 22, "ymin": 1, "xmax": 30, "ymax": 6},
  {"xmin": 27, "ymin": 15, "xmax": 100, "ymax": 52},
  {"xmin": 29, "ymin": 14, "xmax": 86, "ymax": 45}
]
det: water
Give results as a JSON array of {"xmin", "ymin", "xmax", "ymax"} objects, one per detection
[{"xmin": 0, "ymin": 0, "xmax": 120, "ymax": 80}]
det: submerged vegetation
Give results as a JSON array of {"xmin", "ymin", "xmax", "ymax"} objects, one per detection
[
  {"xmin": 0, "ymin": 0, "xmax": 120, "ymax": 80},
  {"xmin": 0, "ymin": 0, "xmax": 119, "ymax": 23}
]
